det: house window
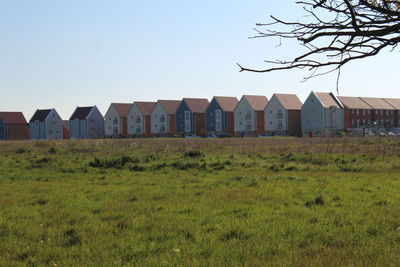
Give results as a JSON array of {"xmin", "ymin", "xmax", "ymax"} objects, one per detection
[
  {"xmin": 90, "ymin": 119, "xmax": 95, "ymax": 123},
  {"xmin": 245, "ymin": 123, "xmax": 252, "ymax": 130},
  {"xmin": 113, "ymin": 117, "xmax": 118, "ymax": 125},
  {"xmin": 356, "ymin": 109, "xmax": 359, "ymax": 115},
  {"xmin": 51, "ymin": 121, "xmax": 56, "ymax": 125},
  {"xmin": 160, "ymin": 125, "xmax": 166, "ymax": 133},
  {"xmin": 276, "ymin": 110, "xmax": 283, "ymax": 119},
  {"xmin": 386, "ymin": 110, "xmax": 389, "ymax": 116},
  {"xmin": 160, "ymin": 115, "xmax": 166, "ymax": 123},
  {"xmin": 244, "ymin": 111, "xmax": 252, "ymax": 120},
  {"xmin": 113, "ymin": 128, "xmax": 118, "ymax": 134},
  {"xmin": 136, "ymin": 116, "xmax": 141, "ymax": 123},
  {"xmin": 276, "ymin": 120, "xmax": 283, "ymax": 130},
  {"xmin": 352, "ymin": 109, "xmax": 355, "ymax": 114},
  {"xmin": 136, "ymin": 127, "xmax": 141, "ymax": 134}
]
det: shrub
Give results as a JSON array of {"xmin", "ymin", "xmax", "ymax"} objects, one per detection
[
  {"xmin": 88, "ymin": 156, "xmax": 139, "ymax": 169},
  {"xmin": 184, "ymin": 150, "xmax": 204, "ymax": 158},
  {"xmin": 305, "ymin": 196, "xmax": 325, "ymax": 207}
]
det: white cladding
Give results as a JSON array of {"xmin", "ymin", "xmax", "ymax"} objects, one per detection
[
  {"xmin": 127, "ymin": 104, "xmax": 144, "ymax": 135},
  {"xmin": 104, "ymin": 105, "xmax": 121, "ymax": 137},
  {"xmin": 234, "ymin": 97, "xmax": 255, "ymax": 132},
  {"xmin": 151, "ymin": 103, "xmax": 169, "ymax": 135},
  {"xmin": 264, "ymin": 95, "xmax": 287, "ymax": 132}
]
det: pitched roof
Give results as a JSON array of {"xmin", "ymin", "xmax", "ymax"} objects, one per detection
[
  {"xmin": 337, "ymin": 96, "xmax": 372, "ymax": 109},
  {"xmin": 214, "ymin": 96, "xmax": 239, "ymax": 112},
  {"xmin": 0, "ymin": 112, "xmax": 27, "ymax": 124},
  {"xmin": 243, "ymin": 95, "xmax": 268, "ymax": 111},
  {"xmin": 70, "ymin": 106, "xmax": 94, "ymax": 120},
  {"xmin": 383, "ymin": 98, "xmax": 400, "ymax": 110},
  {"xmin": 183, "ymin": 98, "xmax": 209, "ymax": 113},
  {"xmin": 360, "ymin": 97, "xmax": 395, "ymax": 110},
  {"xmin": 134, "ymin": 102, "xmax": 156, "ymax": 116},
  {"xmin": 112, "ymin": 103, "xmax": 132, "ymax": 117},
  {"xmin": 314, "ymin": 92, "xmax": 342, "ymax": 108},
  {"xmin": 30, "ymin": 109, "xmax": 52, "ymax": 122},
  {"xmin": 158, "ymin": 100, "xmax": 181, "ymax": 114},
  {"xmin": 274, "ymin": 94, "xmax": 302, "ymax": 110}
]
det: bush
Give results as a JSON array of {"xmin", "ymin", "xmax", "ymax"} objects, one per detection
[
  {"xmin": 305, "ymin": 196, "xmax": 325, "ymax": 207},
  {"xmin": 88, "ymin": 156, "xmax": 139, "ymax": 169},
  {"xmin": 184, "ymin": 150, "xmax": 204, "ymax": 158}
]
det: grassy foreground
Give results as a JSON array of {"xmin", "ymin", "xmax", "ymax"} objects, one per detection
[{"xmin": 0, "ymin": 138, "xmax": 400, "ymax": 266}]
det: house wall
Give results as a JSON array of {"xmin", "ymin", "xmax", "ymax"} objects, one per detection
[
  {"xmin": 371, "ymin": 109, "xmax": 396, "ymax": 128},
  {"xmin": 225, "ymin": 112, "xmax": 234, "ymax": 136},
  {"xmin": 323, "ymin": 106, "xmax": 343, "ymax": 135},
  {"xmin": 301, "ymin": 92, "xmax": 325, "ymax": 136},
  {"xmin": 0, "ymin": 119, "xmax": 5, "ymax": 140},
  {"xmin": 234, "ymin": 98, "xmax": 255, "ymax": 134},
  {"xmin": 127, "ymin": 105, "xmax": 144, "ymax": 136},
  {"xmin": 395, "ymin": 110, "xmax": 399, "ymax": 127},
  {"xmin": 70, "ymin": 119, "xmax": 81, "ymax": 138},
  {"xmin": 168, "ymin": 114, "xmax": 176, "ymax": 136},
  {"xmin": 205, "ymin": 99, "xmax": 226, "ymax": 133},
  {"xmin": 195, "ymin": 113, "xmax": 206, "ymax": 136},
  {"xmin": 287, "ymin": 110, "xmax": 301, "ymax": 136},
  {"xmin": 7, "ymin": 124, "xmax": 29, "ymax": 140},
  {"xmin": 176, "ymin": 101, "xmax": 192, "ymax": 134},
  {"xmin": 144, "ymin": 116, "xmax": 151, "ymax": 137},
  {"xmin": 265, "ymin": 96, "xmax": 287, "ymax": 134},
  {"xmin": 255, "ymin": 111, "xmax": 265, "ymax": 136},
  {"xmin": 87, "ymin": 107, "xmax": 104, "ymax": 138},
  {"xmin": 343, "ymin": 108, "xmax": 372, "ymax": 129},
  {"xmin": 30, "ymin": 121, "xmax": 46, "ymax": 140},
  {"xmin": 121, "ymin": 117, "xmax": 128, "ymax": 137},
  {"xmin": 45, "ymin": 109, "xmax": 63, "ymax": 140},
  {"xmin": 151, "ymin": 103, "xmax": 168, "ymax": 135},
  {"xmin": 104, "ymin": 105, "xmax": 120, "ymax": 137}
]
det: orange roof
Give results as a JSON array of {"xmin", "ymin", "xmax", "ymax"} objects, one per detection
[
  {"xmin": 383, "ymin": 98, "xmax": 400, "ymax": 110},
  {"xmin": 360, "ymin": 97, "xmax": 395, "ymax": 110},
  {"xmin": 0, "ymin": 112, "xmax": 27, "ymax": 124},
  {"xmin": 183, "ymin": 98, "xmax": 209, "ymax": 113},
  {"xmin": 112, "ymin": 103, "xmax": 132, "ymax": 117},
  {"xmin": 337, "ymin": 96, "xmax": 372, "ymax": 109},
  {"xmin": 274, "ymin": 94, "xmax": 302, "ymax": 110},
  {"xmin": 243, "ymin": 95, "xmax": 268, "ymax": 111},
  {"xmin": 158, "ymin": 100, "xmax": 181, "ymax": 114},
  {"xmin": 315, "ymin": 92, "xmax": 342, "ymax": 108},
  {"xmin": 134, "ymin": 102, "xmax": 156, "ymax": 116},
  {"xmin": 214, "ymin": 96, "xmax": 239, "ymax": 112}
]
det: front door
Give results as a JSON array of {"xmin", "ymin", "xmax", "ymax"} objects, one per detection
[{"xmin": 184, "ymin": 111, "xmax": 191, "ymax": 133}]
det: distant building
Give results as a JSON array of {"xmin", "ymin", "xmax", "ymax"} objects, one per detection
[
  {"xmin": 205, "ymin": 96, "xmax": 238, "ymax": 136},
  {"xmin": 383, "ymin": 98, "xmax": 400, "ymax": 127},
  {"xmin": 127, "ymin": 102, "xmax": 156, "ymax": 137},
  {"xmin": 69, "ymin": 106, "xmax": 104, "ymax": 139},
  {"xmin": 264, "ymin": 94, "xmax": 302, "ymax": 136},
  {"xmin": 234, "ymin": 95, "xmax": 268, "ymax": 137},
  {"xmin": 62, "ymin": 120, "xmax": 70, "ymax": 139},
  {"xmin": 176, "ymin": 98, "xmax": 209, "ymax": 136},
  {"xmin": 360, "ymin": 97, "xmax": 396, "ymax": 128},
  {"xmin": 104, "ymin": 103, "xmax": 132, "ymax": 138},
  {"xmin": 0, "ymin": 112, "xmax": 29, "ymax": 140},
  {"xmin": 29, "ymin": 109, "xmax": 63, "ymax": 140},
  {"xmin": 301, "ymin": 92, "xmax": 343, "ymax": 137},
  {"xmin": 337, "ymin": 96, "xmax": 373, "ymax": 129},
  {"xmin": 151, "ymin": 100, "xmax": 181, "ymax": 137}
]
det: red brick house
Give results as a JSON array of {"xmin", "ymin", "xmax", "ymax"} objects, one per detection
[
  {"xmin": 383, "ymin": 98, "xmax": 400, "ymax": 127},
  {"xmin": 360, "ymin": 97, "xmax": 396, "ymax": 128},
  {"xmin": 337, "ymin": 96, "xmax": 373, "ymax": 129}
]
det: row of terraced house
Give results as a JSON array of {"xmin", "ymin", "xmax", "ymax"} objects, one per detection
[{"xmin": 1, "ymin": 91, "xmax": 400, "ymax": 140}]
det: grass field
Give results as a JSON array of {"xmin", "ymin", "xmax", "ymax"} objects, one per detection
[{"xmin": 1, "ymin": 137, "xmax": 400, "ymax": 266}]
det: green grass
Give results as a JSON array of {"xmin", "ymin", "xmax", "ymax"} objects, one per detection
[{"xmin": 1, "ymin": 138, "xmax": 400, "ymax": 266}]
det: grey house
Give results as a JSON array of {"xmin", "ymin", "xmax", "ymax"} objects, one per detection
[
  {"xmin": 205, "ymin": 96, "xmax": 238, "ymax": 136},
  {"xmin": 29, "ymin": 109, "xmax": 63, "ymax": 140},
  {"xmin": 301, "ymin": 92, "xmax": 344, "ymax": 137},
  {"xmin": 69, "ymin": 106, "xmax": 104, "ymax": 139},
  {"xmin": 176, "ymin": 98, "xmax": 209, "ymax": 136}
]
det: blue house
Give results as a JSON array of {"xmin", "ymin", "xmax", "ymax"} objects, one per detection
[
  {"xmin": 205, "ymin": 96, "xmax": 238, "ymax": 136},
  {"xmin": 176, "ymin": 98, "xmax": 209, "ymax": 136},
  {"xmin": 69, "ymin": 106, "xmax": 104, "ymax": 139}
]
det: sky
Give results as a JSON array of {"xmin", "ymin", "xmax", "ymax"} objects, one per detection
[{"xmin": 0, "ymin": 1, "xmax": 399, "ymax": 119}]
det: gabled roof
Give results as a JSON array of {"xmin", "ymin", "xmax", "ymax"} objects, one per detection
[
  {"xmin": 183, "ymin": 98, "xmax": 209, "ymax": 113},
  {"xmin": 383, "ymin": 98, "xmax": 400, "ymax": 110},
  {"xmin": 158, "ymin": 100, "xmax": 181, "ymax": 114},
  {"xmin": 0, "ymin": 112, "xmax": 27, "ymax": 124},
  {"xmin": 337, "ymin": 96, "xmax": 372, "ymax": 109},
  {"xmin": 135, "ymin": 102, "xmax": 156, "ymax": 116},
  {"xmin": 214, "ymin": 96, "xmax": 239, "ymax": 112},
  {"xmin": 112, "ymin": 103, "xmax": 132, "ymax": 117},
  {"xmin": 30, "ymin": 109, "xmax": 52, "ymax": 122},
  {"xmin": 243, "ymin": 95, "xmax": 268, "ymax": 111},
  {"xmin": 274, "ymin": 94, "xmax": 302, "ymax": 110},
  {"xmin": 314, "ymin": 92, "xmax": 342, "ymax": 108},
  {"xmin": 360, "ymin": 97, "xmax": 395, "ymax": 110},
  {"xmin": 70, "ymin": 106, "xmax": 94, "ymax": 120}
]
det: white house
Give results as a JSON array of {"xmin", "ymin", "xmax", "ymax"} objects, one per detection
[
  {"xmin": 151, "ymin": 100, "xmax": 181, "ymax": 136},
  {"xmin": 29, "ymin": 109, "xmax": 63, "ymax": 140},
  {"xmin": 127, "ymin": 102, "xmax": 156, "ymax": 137},
  {"xmin": 234, "ymin": 95, "xmax": 268, "ymax": 137},
  {"xmin": 301, "ymin": 92, "xmax": 344, "ymax": 137},
  {"xmin": 104, "ymin": 103, "xmax": 132, "ymax": 138},
  {"xmin": 69, "ymin": 106, "xmax": 104, "ymax": 139},
  {"xmin": 264, "ymin": 94, "xmax": 302, "ymax": 136}
]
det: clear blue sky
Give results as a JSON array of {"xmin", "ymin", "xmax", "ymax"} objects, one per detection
[{"xmin": 1, "ymin": 1, "xmax": 398, "ymax": 119}]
